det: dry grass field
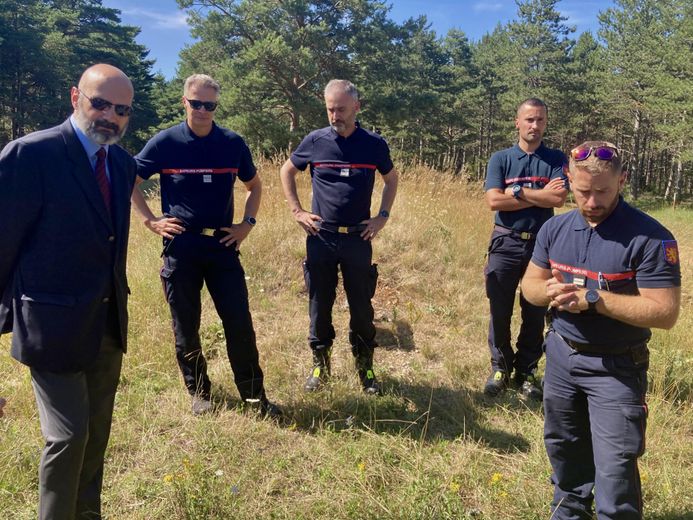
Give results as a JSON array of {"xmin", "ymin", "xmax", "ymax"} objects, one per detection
[{"xmin": 1, "ymin": 158, "xmax": 691, "ymax": 519}]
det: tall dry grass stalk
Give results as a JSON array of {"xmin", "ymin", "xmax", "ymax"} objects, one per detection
[{"xmin": 1, "ymin": 158, "xmax": 691, "ymax": 519}]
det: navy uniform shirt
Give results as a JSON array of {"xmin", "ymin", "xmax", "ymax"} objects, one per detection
[
  {"xmin": 484, "ymin": 143, "xmax": 567, "ymax": 234},
  {"xmin": 135, "ymin": 121, "xmax": 256, "ymax": 229},
  {"xmin": 532, "ymin": 197, "xmax": 681, "ymax": 348},
  {"xmin": 290, "ymin": 124, "xmax": 394, "ymax": 226}
]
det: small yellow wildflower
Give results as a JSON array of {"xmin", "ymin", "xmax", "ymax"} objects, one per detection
[
  {"xmin": 448, "ymin": 481, "xmax": 461, "ymax": 493},
  {"xmin": 163, "ymin": 474, "xmax": 174, "ymax": 484},
  {"xmin": 357, "ymin": 462, "xmax": 366, "ymax": 473},
  {"xmin": 490, "ymin": 472, "xmax": 503, "ymax": 484}
]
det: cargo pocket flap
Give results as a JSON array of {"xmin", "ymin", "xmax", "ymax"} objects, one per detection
[
  {"xmin": 20, "ymin": 291, "xmax": 76, "ymax": 307},
  {"xmin": 620, "ymin": 404, "xmax": 647, "ymax": 458}
]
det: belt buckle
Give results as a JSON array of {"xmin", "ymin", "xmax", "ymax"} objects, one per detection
[
  {"xmin": 201, "ymin": 228, "xmax": 215, "ymax": 237},
  {"xmin": 520, "ymin": 232, "xmax": 532, "ymax": 240},
  {"xmin": 338, "ymin": 226, "xmax": 348, "ymax": 234}
]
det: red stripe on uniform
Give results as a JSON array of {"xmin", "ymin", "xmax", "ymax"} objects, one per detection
[
  {"xmin": 161, "ymin": 168, "xmax": 238, "ymax": 174},
  {"xmin": 313, "ymin": 163, "xmax": 377, "ymax": 169},
  {"xmin": 505, "ymin": 176, "xmax": 550, "ymax": 185},
  {"xmin": 549, "ymin": 260, "xmax": 635, "ymax": 281}
]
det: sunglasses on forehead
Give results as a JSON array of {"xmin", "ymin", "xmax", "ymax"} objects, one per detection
[
  {"xmin": 78, "ymin": 88, "xmax": 132, "ymax": 117},
  {"xmin": 570, "ymin": 145, "xmax": 618, "ymax": 162},
  {"xmin": 185, "ymin": 98, "xmax": 218, "ymax": 112}
]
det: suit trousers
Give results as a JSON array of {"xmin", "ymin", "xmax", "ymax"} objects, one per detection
[
  {"xmin": 30, "ymin": 334, "xmax": 122, "ymax": 520},
  {"xmin": 484, "ymin": 230, "xmax": 546, "ymax": 374}
]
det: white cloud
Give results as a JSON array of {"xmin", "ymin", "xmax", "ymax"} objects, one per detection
[
  {"xmin": 472, "ymin": 2, "xmax": 504, "ymax": 12},
  {"xmin": 120, "ymin": 8, "xmax": 188, "ymax": 29}
]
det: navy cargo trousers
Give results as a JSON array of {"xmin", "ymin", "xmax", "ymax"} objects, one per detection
[
  {"xmin": 160, "ymin": 232, "xmax": 265, "ymax": 401},
  {"xmin": 484, "ymin": 229, "xmax": 546, "ymax": 374},
  {"xmin": 303, "ymin": 231, "xmax": 378, "ymax": 354},
  {"xmin": 543, "ymin": 330, "xmax": 648, "ymax": 519}
]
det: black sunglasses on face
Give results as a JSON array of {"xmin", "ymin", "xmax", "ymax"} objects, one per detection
[
  {"xmin": 185, "ymin": 98, "xmax": 218, "ymax": 112},
  {"xmin": 78, "ymin": 88, "xmax": 132, "ymax": 117}
]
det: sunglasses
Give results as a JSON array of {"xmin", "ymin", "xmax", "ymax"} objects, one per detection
[
  {"xmin": 570, "ymin": 145, "xmax": 618, "ymax": 162},
  {"xmin": 185, "ymin": 98, "xmax": 218, "ymax": 112},
  {"xmin": 78, "ymin": 89, "xmax": 132, "ymax": 117}
]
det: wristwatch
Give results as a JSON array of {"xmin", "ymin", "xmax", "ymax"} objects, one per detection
[
  {"xmin": 243, "ymin": 216, "xmax": 257, "ymax": 226},
  {"xmin": 585, "ymin": 289, "xmax": 600, "ymax": 312},
  {"xmin": 378, "ymin": 209, "xmax": 390, "ymax": 218},
  {"xmin": 511, "ymin": 185, "xmax": 523, "ymax": 199}
]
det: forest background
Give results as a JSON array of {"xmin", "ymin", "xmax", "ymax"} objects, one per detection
[{"xmin": 0, "ymin": 0, "xmax": 691, "ymax": 202}]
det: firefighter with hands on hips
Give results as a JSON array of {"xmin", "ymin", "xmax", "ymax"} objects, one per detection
[
  {"xmin": 521, "ymin": 141, "xmax": 681, "ymax": 519},
  {"xmin": 483, "ymin": 97, "xmax": 568, "ymax": 400},
  {"xmin": 279, "ymin": 79, "xmax": 399, "ymax": 395},
  {"xmin": 131, "ymin": 74, "xmax": 280, "ymax": 417}
]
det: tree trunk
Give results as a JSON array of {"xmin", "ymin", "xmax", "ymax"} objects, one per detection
[
  {"xmin": 629, "ymin": 110, "xmax": 641, "ymax": 199},
  {"xmin": 672, "ymin": 144, "xmax": 683, "ymax": 208}
]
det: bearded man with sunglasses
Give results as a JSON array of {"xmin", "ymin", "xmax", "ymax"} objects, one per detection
[
  {"xmin": 522, "ymin": 141, "xmax": 681, "ymax": 519},
  {"xmin": 483, "ymin": 98, "xmax": 568, "ymax": 400},
  {"xmin": 131, "ymin": 74, "xmax": 280, "ymax": 417},
  {"xmin": 0, "ymin": 64, "xmax": 136, "ymax": 519}
]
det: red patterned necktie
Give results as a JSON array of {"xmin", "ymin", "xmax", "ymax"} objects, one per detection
[{"xmin": 94, "ymin": 147, "xmax": 111, "ymax": 214}]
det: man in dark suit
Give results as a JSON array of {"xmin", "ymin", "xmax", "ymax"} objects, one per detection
[{"xmin": 0, "ymin": 64, "xmax": 136, "ymax": 520}]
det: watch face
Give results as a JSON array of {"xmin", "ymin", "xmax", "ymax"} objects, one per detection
[
  {"xmin": 586, "ymin": 290, "xmax": 600, "ymax": 304},
  {"xmin": 245, "ymin": 216, "xmax": 256, "ymax": 225},
  {"xmin": 379, "ymin": 210, "xmax": 389, "ymax": 218},
  {"xmin": 512, "ymin": 185, "xmax": 522, "ymax": 197}
]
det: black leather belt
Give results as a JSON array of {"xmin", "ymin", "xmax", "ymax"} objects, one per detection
[
  {"xmin": 561, "ymin": 335, "xmax": 647, "ymax": 355},
  {"xmin": 318, "ymin": 223, "xmax": 367, "ymax": 234},
  {"xmin": 185, "ymin": 227, "xmax": 223, "ymax": 237},
  {"xmin": 494, "ymin": 225, "xmax": 534, "ymax": 241}
]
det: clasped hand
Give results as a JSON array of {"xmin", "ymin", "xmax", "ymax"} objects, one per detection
[{"xmin": 545, "ymin": 268, "xmax": 586, "ymax": 313}]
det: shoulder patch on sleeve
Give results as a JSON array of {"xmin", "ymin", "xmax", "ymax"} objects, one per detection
[{"xmin": 662, "ymin": 240, "xmax": 679, "ymax": 265}]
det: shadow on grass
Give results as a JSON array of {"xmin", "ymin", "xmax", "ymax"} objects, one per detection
[
  {"xmin": 375, "ymin": 320, "xmax": 415, "ymax": 352},
  {"xmin": 281, "ymin": 378, "xmax": 532, "ymax": 453},
  {"xmin": 647, "ymin": 512, "xmax": 693, "ymax": 520}
]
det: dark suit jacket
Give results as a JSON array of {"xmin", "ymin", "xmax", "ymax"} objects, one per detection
[{"xmin": 0, "ymin": 119, "xmax": 136, "ymax": 372}]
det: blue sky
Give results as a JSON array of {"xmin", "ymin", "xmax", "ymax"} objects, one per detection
[{"xmin": 103, "ymin": 0, "xmax": 613, "ymax": 80}]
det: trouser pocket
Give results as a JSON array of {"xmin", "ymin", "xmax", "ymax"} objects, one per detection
[
  {"xmin": 621, "ymin": 404, "xmax": 648, "ymax": 458},
  {"xmin": 302, "ymin": 259, "xmax": 310, "ymax": 293},
  {"xmin": 369, "ymin": 263, "xmax": 379, "ymax": 298}
]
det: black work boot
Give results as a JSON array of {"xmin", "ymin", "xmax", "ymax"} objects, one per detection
[
  {"xmin": 352, "ymin": 345, "xmax": 381, "ymax": 395},
  {"xmin": 483, "ymin": 370, "xmax": 509, "ymax": 397},
  {"xmin": 243, "ymin": 397, "xmax": 283, "ymax": 419},
  {"xmin": 304, "ymin": 347, "xmax": 331, "ymax": 392},
  {"xmin": 514, "ymin": 370, "xmax": 543, "ymax": 401}
]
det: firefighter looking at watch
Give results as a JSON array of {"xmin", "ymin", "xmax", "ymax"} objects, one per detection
[{"xmin": 521, "ymin": 140, "xmax": 681, "ymax": 519}]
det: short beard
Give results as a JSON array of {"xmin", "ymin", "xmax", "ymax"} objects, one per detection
[{"xmin": 74, "ymin": 109, "xmax": 127, "ymax": 145}]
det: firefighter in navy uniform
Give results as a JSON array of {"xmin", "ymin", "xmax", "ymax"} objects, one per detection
[
  {"xmin": 280, "ymin": 79, "xmax": 399, "ymax": 394},
  {"xmin": 483, "ymin": 98, "xmax": 568, "ymax": 399},
  {"xmin": 522, "ymin": 141, "xmax": 681, "ymax": 519},
  {"xmin": 131, "ymin": 74, "xmax": 280, "ymax": 417}
]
